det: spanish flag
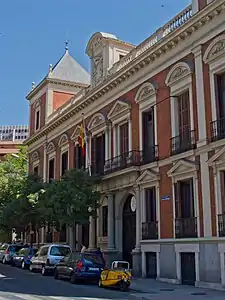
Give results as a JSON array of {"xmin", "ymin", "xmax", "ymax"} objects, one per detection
[{"xmin": 78, "ymin": 123, "xmax": 85, "ymax": 157}]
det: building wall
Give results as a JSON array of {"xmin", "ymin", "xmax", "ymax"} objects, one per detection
[{"xmin": 26, "ymin": 0, "xmax": 225, "ymax": 289}]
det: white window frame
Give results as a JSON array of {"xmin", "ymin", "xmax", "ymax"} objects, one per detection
[
  {"xmin": 167, "ymin": 162, "xmax": 200, "ymax": 239},
  {"xmin": 203, "ymin": 35, "xmax": 225, "ymax": 137},
  {"xmin": 32, "ymin": 162, "xmax": 39, "ymax": 174},
  {"xmin": 47, "ymin": 152, "xmax": 56, "ymax": 182},
  {"xmin": 165, "ymin": 62, "xmax": 194, "ymax": 138},
  {"xmin": 107, "ymin": 100, "xmax": 132, "ymax": 158},
  {"xmin": 58, "ymin": 134, "xmax": 69, "ymax": 177},
  {"xmin": 135, "ymin": 82, "xmax": 158, "ymax": 152}
]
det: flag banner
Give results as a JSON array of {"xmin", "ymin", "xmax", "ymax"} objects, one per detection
[{"xmin": 78, "ymin": 123, "xmax": 85, "ymax": 157}]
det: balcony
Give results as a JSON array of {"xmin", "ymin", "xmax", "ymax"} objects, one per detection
[
  {"xmin": 104, "ymin": 150, "xmax": 141, "ymax": 175},
  {"xmin": 140, "ymin": 145, "xmax": 158, "ymax": 165},
  {"xmin": 210, "ymin": 118, "xmax": 225, "ymax": 142},
  {"xmin": 90, "ymin": 161, "xmax": 105, "ymax": 176},
  {"xmin": 170, "ymin": 130, "xmax": 195, "ymax": 156},
  {"xmin": 142, "ymin": 222, "xmax": 158, "ymax": 240},
  {"xmin": 175, "ymin": 217, "xmax": 197, "ymax": 238},
  {"xmin": 218, "ymin": 213, "xmax": 225, "ymax": 237}
]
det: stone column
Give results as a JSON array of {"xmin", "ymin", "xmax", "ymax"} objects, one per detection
[
  {"xmin": 85, "ymin": 136, "xmax": 89, "ymax": 169},
  {"xmin": 105, "ymin": 127, "xmax": 109, "ymax": 162},
  {"xmin": 192, "ymin": 45, "xmax": 207, "ymax": 147},
  {"xmin": 107, "ymin": 194, "xmax": 115, "ymax": 250},
  {"xmin": 128, "ymin": 117, "xmax": 132, "ymax": 153},
  {"xmin": 113, "ymin": 125, "xmax": 117, "ymax": 157},
  {"xmin": 132, "ymin": 186, "xmax": 142, "ymax": 277},
  {"xmin": 108, "ymin": 125, "xmax": 112, "ymax": 160},
  {"xmin": 89, "ymin": 216, "xmax": 96, "ymax": 250}
]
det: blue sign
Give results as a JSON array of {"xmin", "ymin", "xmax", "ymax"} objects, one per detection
[{"xmin": 161, "ymin": 195, "xmax": 170, "ymax": 201}]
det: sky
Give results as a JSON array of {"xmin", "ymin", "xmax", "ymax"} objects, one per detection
[{"xmin": 0, "ymin": 0, "xmax": 191, "ymax": 126}]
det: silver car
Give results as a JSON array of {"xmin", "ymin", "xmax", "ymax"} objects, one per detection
[
  {"xmin": 30, "ymin": 244, "xmax": 71, "ymax": 275},
  {"xmin": 0, "ymin": 244, "xmax": 24, "ymax": 264}
]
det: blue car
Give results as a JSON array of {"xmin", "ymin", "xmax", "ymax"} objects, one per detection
[
  {"xmin": 53, "ymin": 251, "xmax": 105, "ymax": 283},
  {"xmin": 12, "ymin": 247, "xmax": 38, "ymax": 269}
]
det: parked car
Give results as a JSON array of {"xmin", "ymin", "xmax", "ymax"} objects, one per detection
[
  {"xmin": 29, "ymin": 244, "xmax": 72, "ymax": 275},
  {"xmin": 12, "ymin": 247, "xmax": 38, "ymax": 269},
  {"xmin": 53, "ymin": 251, "xmax": 105, "ymax": 283},
  {"xmin": 0, "ymin": 244, "xmax": 25, "ymax": 264}
]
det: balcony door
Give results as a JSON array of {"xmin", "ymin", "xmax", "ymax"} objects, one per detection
[
  {"xmin": 142, "ymin": 108, "xmax": 155, "ymax": 163},
  {"xmin": 178, "ymin": 91, "xmax": 191, "ymax": 142},
  {"xmin": 175, "ymin": 179, "xmax": 196, "ymax": 238},
  {"xmin": 91, "ymin": 134, "xmax": 105, "ymax": 175},
  {"xmin": 217, "ymin": 73, "xmax": 225, "ymax": 119}
]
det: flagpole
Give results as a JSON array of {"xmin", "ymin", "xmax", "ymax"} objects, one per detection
[{"xmin": 82, "ymin": 113, "xmax": 91, "ymax": 176}]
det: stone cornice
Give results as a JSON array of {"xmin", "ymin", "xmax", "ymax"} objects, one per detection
[
  {"xmin": 26, "ymin": 77, "xmax": 89, "ymax": 100},
  {"xmin": 25, "ymin": 0, "xmax": 225, "ymax": 146}
]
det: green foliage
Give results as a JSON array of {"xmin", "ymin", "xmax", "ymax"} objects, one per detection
[
  {"xmin": 0, "ymin": 147, "xmax": 101, "ymax": 238},
  {"xmin": 43, "ymin": 168, "xmax": 101, "ymax": 228}
]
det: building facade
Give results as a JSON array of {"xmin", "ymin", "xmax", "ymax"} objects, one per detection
[
  {"xmin": 0, "ymin": 125, "xmax": 29, "ymax": 159},
  {"xmin": 25, "ymin": 0, "xmax": 225, "ymax": 289}
]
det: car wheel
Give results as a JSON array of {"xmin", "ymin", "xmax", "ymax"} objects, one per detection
[
  {"xmin": 29, "ymin": 263, "xmax": 34, "ymax": 272},
  {"xmin": 41, "ymin": 265, "xmax": 46, "ymax": 276},
  {"xmin": 70, "ymin": 272, "xmax": 77, "ymax": 284},
  {"xmin": 120, "ymin": 281, "xmax": 129, "ymax": 292},
  {"xmin": 21, "ymin": 261, "xmax": 25, "ymax": 269},
  {"xmin": 54, "ymin": 268, "xmax": 59, "ymax": 280},
  {"xmin": 2, "ymin": 257, "xmax": 6, "ymax": 264}
]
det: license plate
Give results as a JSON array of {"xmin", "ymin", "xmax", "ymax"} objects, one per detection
[{"xmin": 89, "ymin": 267, "xmax": 99, "ymax": 271}]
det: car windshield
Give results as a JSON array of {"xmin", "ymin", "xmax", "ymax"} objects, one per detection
[
  {"xmin": 49, "ymin": 246, "xmax": 71, "ymax": 257},
  {"xmin": 0, "ymin": 244, "xmax": 8, "ymax": 250},
  {"xmin": 83, "ymin": 254, "xmax": 104, "ymax": 265},
  {"xmin": 31, "ymin": 248, "xmax": 38, "ymax": 255},
  {"xmin": 18, "ymin": 248, "xmax": 29, "ymax": 255},
  {"xmin": 8, "ymin": 245, "xmax": 23, "ymax": 252}
]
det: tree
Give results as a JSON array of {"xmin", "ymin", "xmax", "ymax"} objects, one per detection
[{"xmin": 43, "ymin": 168, "xmax": 101, "ymax": 229}]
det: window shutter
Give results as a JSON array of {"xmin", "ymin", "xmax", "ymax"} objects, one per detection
[{"xmin": 120, "ymin": 123, "xmax": 128, "ymax": 155}]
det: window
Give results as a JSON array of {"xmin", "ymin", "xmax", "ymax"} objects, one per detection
[
  {"xmin": 35, "ymin": 109, "xmax": 40, "ymax": 131},
  {"xmin": 120, "ymin": 123, "xmax": 128, "ymax": 155},
  {"xmin": 18, "ymin": 248, "xmax": 29, "ymax": 255},
  {"xmin": 175, "ymin": 179, "xmax": 194, "ymax": 219},
  {"xmin": 102, "ymin": 206, "xmax": 108, "ymax": 236},
  {"xmin": 33, "ymin": 166, "xmax": 39, "ymax": 175},
  {"xmin": 119, "ymin": 54, "xmax": 124, "ymax": 60},
  {"xmin": 83, "ymin": 253, "xmax": 104, "ymax": 265},
  {"xmin": 178, "ymin": 91, "xmax": 190, "ymax": 137},
  {"xmin": 142, "ymin": 108, "xmax": 155, "ymax": 163},
  {"xmin": 39, "ymin": 246, "xmax": 49, "ymax": 256},
  {"xmin": 145, "ymin": 188, "xmax": 156, "ymax": 222},
  {"xmin": 220, "ymin": 171, "xmax": 225, "ymax": 213},
  {"xmin": 61, "ymin": 151, "xmax": 68, "ymax": 176},
  {"xmin": 75, "ymin": 144, "xmax": 84, "ymax": 169},
  {"xmin": 217, "ymin": 73, "xmax": 225, "ymax": 119},
  {"xmin": 48, "ymin": 158, "xmax": 55, "ymax": 181},
  {"xmin": 91, "ymin": 134, "xmax": 105, "ymax": 175},
  {"xmin": 49, "ymin": 246, "xmax": 71, "ymax": 256}
]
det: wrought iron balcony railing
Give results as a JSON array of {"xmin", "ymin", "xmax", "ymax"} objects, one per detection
[
  {"xmin": 142, "ymin": 221, "xmax": 158, "ymax": 240},
  {"xmin": 104, "ymin": 150, "xmax": 141, "ymax": 175},
  {"xmin": 210, "ymin": 118, "xmax": 225, "ymax": 142},
  {"xmin": 218, "ymin": 213, "xmax": 225, "ymax": 237},
  {"xmin": 175, "ymin": 217, "xmax": 197, "ymax": 238},
  {"xmin": 170, "ymin": 130, "xmax": 195, "ymax": 155},
  {"xmin": 140, "ymin": 146, "xmax": 158, "ymax": 165}
]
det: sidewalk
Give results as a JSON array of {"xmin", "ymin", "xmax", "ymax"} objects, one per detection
[{"xmin": 131, "ymin": 278, "xmax": 225, "ymax": 300}]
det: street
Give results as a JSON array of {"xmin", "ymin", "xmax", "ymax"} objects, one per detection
[{"xmin": 0, "ymin": 264, "xmax": 141, "ymax": 300}]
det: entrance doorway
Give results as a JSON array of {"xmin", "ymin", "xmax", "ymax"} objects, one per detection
[
  {"xmin": 122, "ymin": 195, "xmax": 136, "ymax": 267},
  {"xmin": 146, "ymin": 252, "xmax": 157, "ymax": 278},
  {"xmin": 181, "ymin": 252, "xmax": 196, "ymax": 285}
]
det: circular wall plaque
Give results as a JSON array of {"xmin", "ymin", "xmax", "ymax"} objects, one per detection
[{"xmin": 130, "ymin": 196, "xmax": 136, "ymax": 212}]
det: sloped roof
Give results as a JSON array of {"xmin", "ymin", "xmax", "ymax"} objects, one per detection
[{"xmin": 49, "ymin": 49, "xmax": 90, "ymax": 85}]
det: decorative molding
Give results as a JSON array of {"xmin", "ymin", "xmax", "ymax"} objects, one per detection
[
  {"xmin": 46, "ymin": 142, "xmax": 55, "ymax": 154},
  {"xmin": 34, "ymin": 98, "xmax": 41, "ymax": 108},
  {"xmin": 208, "ymin": 146, "xmax": 225, "ymax": 167},
  {"xmin": 135, "ymin": 82, "xmax": 157, "ymax": 104},
  {"xmin": 58, "ymin": 133, "xmax": 69, "ymax": 147},
  {"xmin": 31, "ymin": 151, "xmax": 40, "ymax": 162},
  {"xmin": 165, "ymin": 62, "xmax": 192, "ymax": 87},
  {"xmin": 136, "ymin": 169, "xmax": 160, "ymax": 185},
  {"xmin": 167, "ymin": 158, "xmax": 198, "ymax": 177},
  {"xmin": 88, "ymin": 113, "xmax": 106, "ymax": 131},
  {"xmin": 107, "ymin": 100, "xmax": 131, "ymax": 121},
  {"xmin": 203, "ymin": 34, "xmax": 225, "ymax": 64},
  {"xmin": 71, "ymin": 125, "xmax": 81, "ymax": 141}
]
